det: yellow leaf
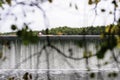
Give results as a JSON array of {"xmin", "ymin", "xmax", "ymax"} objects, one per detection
[
  {"xmin": 100, "ymin": 33, "xmax": 105, "ymax": 39},
  {"xmin": 88, "ymin": 51, "xmax": 92, "ymax": 57},
  {"xmin": 83, "ymin": 51, "xmax": 88, "ymax": 58},
  {"xmin": 83, "ymin": 51, "xmax": 86, "ymax": 58},
  {"xmin": 115, "ymin": 4, "xmax": 118, "ymax": 8},
  {"xmin": 110, "ymin": 25, "xmax": 115, "ymax": 33},
  {"xmin": 0, "ymin": 52, "xmax": 3, "ymax": 59},
  {"xmin": 95, "ymin": 0, "xmax": 100, "ymax": 4},
  {"xmin": 57, "ymin": 32, "xmax": 63, "ymax": 35},
  {"xmin": 105, "ymin": 26, "xmax": 110, "ymax": 33},
  {"xmin": 88, "ymin": 0, "xmax": 93, "ymax": 5},
  {"xmin": 116, "ymin": 36, "xmax": 120, "ymax": 48}
]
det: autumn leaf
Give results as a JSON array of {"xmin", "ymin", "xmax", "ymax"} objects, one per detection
[
  {"xmin": 88, "ymin": 0, "xmax": 93, "ymax": 5},
  {"xmin": 95, "ymin": 0, "xmax": 100, "ymax": 4}
]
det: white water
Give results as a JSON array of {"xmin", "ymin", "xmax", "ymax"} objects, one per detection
[
  {"xmin": 0, "ymin": 37, "xmax": 120, "ymax": 80},
  {"xmin": 0, "ymin": 40, "xmax": 120, "ymax": 69}
]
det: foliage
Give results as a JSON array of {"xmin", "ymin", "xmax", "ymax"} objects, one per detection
[
  {"xmin": 48, "ymin": 0, "xmax": 53, "ymax": 3},
  {"xmin": 90, "ymin": 72, "xmax": 95, "ymax": 78},
  {"xmin": 108, "ymin": 72, "xmax": 118, "ymax": 78},
  {"xmin": 11, "ymin": 24, "xmax": 39, "ymax": 45},
  {"xmin": 1, "ymin": 26, "xmax": 106, "ymax": 35},
  {"xmin": 41, "ymin": 26, "xmax": 105, "ymax": 35},
  {"xmin": 0, "ymin": 0, "xmax": 120, "ymax": 79}
]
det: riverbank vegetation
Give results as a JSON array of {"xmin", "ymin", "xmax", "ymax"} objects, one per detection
[
  {"xmin": 41, "ymin": 26, "xmax": 106, "ymax": 35},
  {"xmin": 1, "ymin": 25, "xmax": 118, "ymax": 35},
  {"xmin": 1, "ymin": 26, "xmax": 106, "ymax": 35},
  {"xmin": 0, "ymin": 0, "xmax": 120, "ymax": 80}
]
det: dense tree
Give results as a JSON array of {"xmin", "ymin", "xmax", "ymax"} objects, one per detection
[{"xmin": 41, "ymin": 26, "xmax": 105, "ymax": 35}]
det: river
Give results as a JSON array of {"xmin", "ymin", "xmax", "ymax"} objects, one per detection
[{"xmin": 0, "ymin": 35, "xmax": 119, "ymax": 80}]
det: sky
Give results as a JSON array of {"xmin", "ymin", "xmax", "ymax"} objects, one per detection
[{"xmin": 0, "ymin": 0, "xmax": 119, "ymax": 32}]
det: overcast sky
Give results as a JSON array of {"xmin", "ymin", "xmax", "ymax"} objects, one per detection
[{"xmin": 0, "ymin": 0, "xmax": 119, "ymax": 32}]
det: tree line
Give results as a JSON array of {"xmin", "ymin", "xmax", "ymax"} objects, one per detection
[
  {"xmin": 2, "ymin": 24, "xmax": 120, "ymax": 35},
  {"xmin": 41, "ymin": 26, "xmax": 106, "ymax": 35}
]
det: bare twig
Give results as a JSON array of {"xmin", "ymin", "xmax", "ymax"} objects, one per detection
[
  {"xmin": 44, "ymin": 47, "xmax": 51, "ymax": 80},
  {"xmin": 111, "ymin": 50, "xmax": 120, "ymax": 71}
]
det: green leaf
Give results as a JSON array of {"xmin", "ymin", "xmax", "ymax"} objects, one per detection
[
  {"xmin": 16, "ymin": 25, "xmax": 39, "ymax": 45},
  {"xmin": 108, "ymin": 73, "xmax": 112, "ymax": 77},
  {"xmin": 23, "ymin": 40, "xmax": 29, "ymax": 45},
  {"xmin": 112, "ymin": 72, "xmax": 118, "ymax": 77},
  {"xmin": 104, "ymin": 62, "xmax": 108, "ymax": 65},
  {"xmin": 17, "ymin": 30, "xmax": 22, "ymax": 37},
  {"xmin": 0, "ymin": 52, "xmax": 3, "ymax": 59},
  {"xmin": 6, "ymin": 0, "xmax": 11, "ymax": 5},
  {"xmin": 96, "ymin": 46, "xmax": 107, "ymax": 59},
  {"xmin": 11, "ymin": 25, "xmax": 17, "ymax": 30},
  {"xmin": 48, "ymin": 0, "xmax": 52, "ymax": 3},
  {"xmin": 76, "ymin": 40, "xmax": 85, "ymax": 48},
  {"xmin": 108, "ymin": 72, "xmax": 118, "ymax": 78},
  {"xmin": 0, "ymin": 1, "xmax": 2, "ymax": 7},
  {"xmin": 8, "ymin": 77, "xmax": 15, "ymax": 80},
  {"xmin": 25, "ymin": 25, "xmax": 28, "ymax": 30},
  {"xmin": 83, "ymin": 51, "xmax": 87, "ymax": 58},
  {"xmin": 90, "ymin": 73, "xmax": 95, "ymax": 78}
]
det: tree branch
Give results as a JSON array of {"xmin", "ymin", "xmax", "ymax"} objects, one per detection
[
  {"xmin": 50, "ymin": 44, "xmax": 97, "ymax": 60},
  {"xmin": 15, "ymin": 45, "xmax": 46, "ymax": 69}
]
